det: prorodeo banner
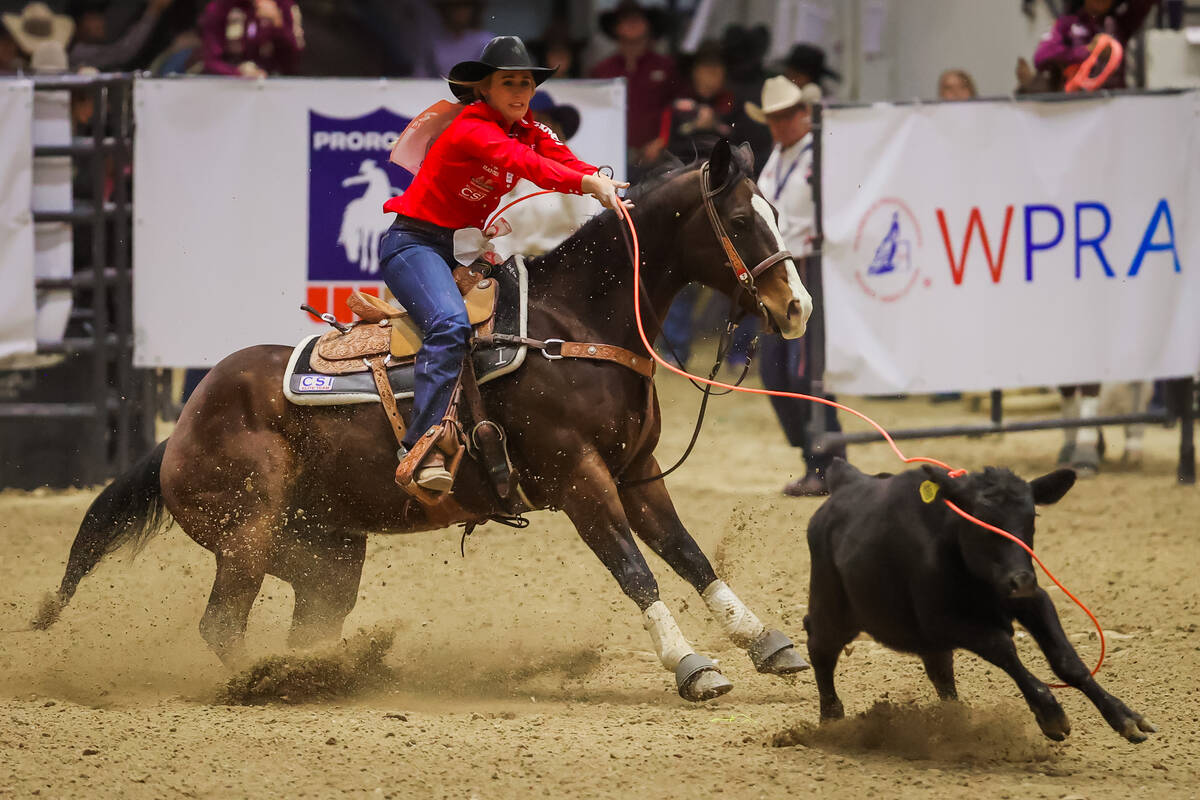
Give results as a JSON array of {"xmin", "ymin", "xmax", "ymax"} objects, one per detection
[
  {"xmin": 0, "ymin": 80, "xmax": 35, "ymax": 364},
  {"xmin": 820, "ymin": 92, "xmax": 1200, "ymax": 394},
  {"xmin": 133, "ymin": 78, "xmax": 626, "ymax": 367}
]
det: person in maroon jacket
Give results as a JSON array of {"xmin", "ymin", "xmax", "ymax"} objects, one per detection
[
  {"xmin": 381, "ymin": 35, "xmax": 630, "ymax": 491},
  {"xmin": 588, "ymin": 0, "xmax": 681, "ymax": 177},
  {"xmin": 200, "ymin": 0, "xmax": 303, "ymax": 77},
  {"xmin": 1033, "ymin": 0, "xmax": 1158, "ymax": 89}
]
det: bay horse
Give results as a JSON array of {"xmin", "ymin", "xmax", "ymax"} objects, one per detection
[{"xmin": 35, "ymin": 140, "xmax": 813, "ymax": 701}]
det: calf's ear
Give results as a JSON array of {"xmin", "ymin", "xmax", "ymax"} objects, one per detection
[
  {"xmin": 1030, "ymin": 468, "xmax": 1076, "ymax": 505},
  {"xmin": 919, "ymin": 464, "xmax": 967, "ymax": 504}
]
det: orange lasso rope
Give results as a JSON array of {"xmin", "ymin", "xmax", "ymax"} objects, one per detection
[{"xmin": 611, "ymin": 202, "xmax": 1105, "ymax": 687}]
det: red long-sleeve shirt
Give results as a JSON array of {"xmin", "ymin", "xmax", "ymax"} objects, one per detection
[
  {"xmin": 386, "ymin": 100, "xmax": 598, "ymax": 231},
  {"xmin": 200, "ymin": 0, "xmax": 303, "ymax": 76}
]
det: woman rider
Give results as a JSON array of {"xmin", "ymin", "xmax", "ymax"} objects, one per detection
[{"xmin": 381, "ymin": 35, "xmax": 630, "ymax": 492}]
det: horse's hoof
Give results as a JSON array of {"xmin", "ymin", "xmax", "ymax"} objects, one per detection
[
  {"xmin": 675, "ymin": 653, "xmax": 733, "ymax": 702},
  {"xmin": 748, "ymin": 629, "xmax": 810, "ymax": 674},
  {"xmin": 1035, "ymin": 708, "xmax": 1071, "ymax": 741}
]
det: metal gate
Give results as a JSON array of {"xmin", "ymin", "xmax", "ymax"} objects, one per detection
[{"xmin": 0, "ymin": 73, "xmax": 155, "ymax": 489}]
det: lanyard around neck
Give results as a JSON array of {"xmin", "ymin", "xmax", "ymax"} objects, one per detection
[{"xmin": 773, "ymin": 141, "xmax": 812, "ymax": 203}]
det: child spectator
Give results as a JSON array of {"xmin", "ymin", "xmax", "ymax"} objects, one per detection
[
  {"xmin": 200, "ymin": 0, "xmax": 303, "ymax": 77},
  {"xmin": 1033, "ymin": 0, "xmax": 1159, "ymax": 89},
  {"xmin": 650, "ymin": 39, "xmax": 735, "ymax": 164}
]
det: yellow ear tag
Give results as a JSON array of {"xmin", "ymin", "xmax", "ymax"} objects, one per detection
[{"xmin": 919, "ymin": 480, "xmax": 940, "ymax": 504}]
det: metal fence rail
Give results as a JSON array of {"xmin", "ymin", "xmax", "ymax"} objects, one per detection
[{"xmin": 0, "ymin": 74, "xmax": 154, "ymax": 488}]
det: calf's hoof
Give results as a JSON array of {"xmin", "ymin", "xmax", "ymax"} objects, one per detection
[
  {"xmin": 675, "ymin": 653, "xmax": 733, "ymax": 702},
  {"xmin": 1034, "ymin": 707, "xmax": 1072, "ymax": 741},
  {"xmin": 1118, "ymin": 713, "xmax": 1157, "ymax": 744},
  {"xmin": 749, "ymin": 629, "xmax": 810, "ymax": 675}
]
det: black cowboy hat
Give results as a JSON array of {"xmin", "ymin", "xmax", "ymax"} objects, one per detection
[
  {"xmin": 447, "ymin": 35, "xmax": 556, "ymax": 103},
  {"xmin": 529, "ymin": 90, "xmax": 580, "ymax": 140},
  {"xmin": 599, "ymin": 0, "xmax": 670, "ymax": 41},
  {"xmin": 781, "ymin": 43, "xmax": 840, "ymax": 83}
]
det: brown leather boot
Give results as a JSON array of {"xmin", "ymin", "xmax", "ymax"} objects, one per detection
[{"xmin": 414, "ymin": 449, "xmax": 453, "ymax": 492}]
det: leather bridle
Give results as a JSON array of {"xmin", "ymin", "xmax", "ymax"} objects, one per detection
[{"xmin": 699, "ymin": 162, "xmax": 794, "ymax": 314}]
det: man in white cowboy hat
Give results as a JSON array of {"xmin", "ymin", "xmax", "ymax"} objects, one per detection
[
  {"xmin": 2, "ymin": 3, "xmax": 74, "ymax": 60},
  {"xmin": 747, "ymin": 75, "xmax": 847, "ymax": 497}
]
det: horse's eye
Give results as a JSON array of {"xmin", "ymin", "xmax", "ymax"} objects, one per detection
[{"xmin": 730, "ymin": 214, "xmax": 749, "ymax": 226}]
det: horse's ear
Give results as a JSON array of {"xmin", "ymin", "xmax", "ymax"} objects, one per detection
[
  {"xmin": 708, "ymin": 138, "xmax": 733, "ymax": 185},
  {"xmin": 734, "ymin": 141, "xmax": 755, "ymax": 174}
]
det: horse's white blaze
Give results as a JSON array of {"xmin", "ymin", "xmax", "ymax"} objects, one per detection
[
  {"xmin": 702, "ymin": 580, "xmax": 765, "ymax": 647},
  {"xmin": 643, "ymin": 601, "xmax": 694, "ymax": 671},
  {"xmin": 751, "ymin": 194, "xmax": 813, "ymax": 338}
]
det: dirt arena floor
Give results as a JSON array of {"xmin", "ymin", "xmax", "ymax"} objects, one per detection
[{"xmin": 2, "ymin": 372, "xmax": 1198, "ymax": 799}]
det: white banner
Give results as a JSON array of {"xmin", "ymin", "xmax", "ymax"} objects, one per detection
[
  {"xmin": 821, "ymin": 92, "xmax": 1200, "ymax": 394},
  {"xmin": 133, "ymin": 78, "xmax": 626, "ymax": 367},
  {"xmin": 0, "ymin": 81, "xmax": 36, "ymax": 364}
]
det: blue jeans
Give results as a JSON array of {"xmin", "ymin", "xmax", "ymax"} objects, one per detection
[
  {"xmin": 759, "ymin": 335, "xmax": 844, "ymax": 474},
  {"xmin": 379, "ymin": 221, "xmax": 471, "ymax": 449}
]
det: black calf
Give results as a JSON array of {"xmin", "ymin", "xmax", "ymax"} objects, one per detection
[{"xmin": 803, "ymin": 458, "xmax": 1156, "ymax": 743}]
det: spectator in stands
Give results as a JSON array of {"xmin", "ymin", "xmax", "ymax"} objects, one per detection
[
  {"xmin": 29, "ymin": 38, "xmax": 67, "ymax": 73},
  {"xmin": 531, "ymin": 18, "xmax": 583, "ymax": 79},
  {"xmin": 652, "ymin": 40, "xmax": 737, "ymax": 366},
  {"xmin": 0, "ymin": 25, "xmax": 25, "ymax": 74},
  {"xmin": 589, "ymin": 0, "xmax": 681, "ymax": 179},
  {"xmin": 651, "ymin": 39, "xmax": 735, "ymax": 164},
  {"xmin": 70, "ymin": 0, "xmax": 173, "ymax": 71},
  {"xmin": 1033, "ymin": 0, "xmax": 1158, "ymax": 89},
  {"xmin": 2, "ymin": 3, "xmax": 74, "ymax": 68},
  {"xmin": 779, "ymin": 42, "xmax": 840, "ymax": 93},
  {"xmin": 200, "ymin": 0, "xmax": 303, "ymax": 77},
  {"xmin": 720, "ymin": 23, "xmax": 771, "ymax": 178},
  {"xmin": 419, "ymin": 0, "xmax": 493, "ymax": 79},
  {"xmin": 937, "ymin": 68, "xmax": 977, "ymax": 100},
  {"xmin": 749, "ymin": 76, "xmax": 845, "ymax": 496}
]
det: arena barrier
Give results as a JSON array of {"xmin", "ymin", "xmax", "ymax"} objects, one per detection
[
  {"xmin": 0, "ymin": 74, "xmax": 156, "ymax": 489},
  {"xmin": 805, "ymin": 92, "xmax": 1198, "ymax": 482},
  {"xmin": 130, "ymin": 76, "xmax": 626, "ymax": 368}
]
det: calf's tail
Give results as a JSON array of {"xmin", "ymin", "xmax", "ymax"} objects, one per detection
[{"xmin": 32, "ymin": 440, "xmax": 173, "ymax": 630}]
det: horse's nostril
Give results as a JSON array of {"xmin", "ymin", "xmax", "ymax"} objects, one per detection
[{"xmin": 786, "ymin": 299, "xmax": 801, "ymax": 320}]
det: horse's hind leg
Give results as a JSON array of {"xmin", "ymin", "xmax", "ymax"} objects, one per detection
[
  {"xmin": 269, "ymin": 531, "xmax": 367, "ymax": 649},
  {"xmin": 618, "ymin": 460, "xmax": 809, "ymax": 676},
  {"xmin": 199, "ymin": 547, "xmax": 269, "ymax": 669}
]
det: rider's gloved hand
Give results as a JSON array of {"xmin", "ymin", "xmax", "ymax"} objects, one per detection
[{"xmin": 582, "ymin": 172, "xmax": 634, "ymax": 213}]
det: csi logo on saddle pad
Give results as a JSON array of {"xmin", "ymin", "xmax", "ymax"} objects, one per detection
[{"xmin": 306, "ymin": 108, "xmax": 413, "ymax": 318}]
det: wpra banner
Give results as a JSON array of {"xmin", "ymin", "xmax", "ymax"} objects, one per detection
[
  {"xmin": 821, "ymin": 92, "xmax": 1200, "ymax": 394},
  {"xmin": 0, "ymin": 81, "xmax": 35, "ymax": 364},
  {"xmin": 133, "ymin": 78, "xmax": 625, "ymax": 367}
]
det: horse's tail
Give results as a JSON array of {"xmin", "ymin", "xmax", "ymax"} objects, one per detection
[{"xmin": 32, "ymin": 440, "xmax": 173, "ymax": 630}]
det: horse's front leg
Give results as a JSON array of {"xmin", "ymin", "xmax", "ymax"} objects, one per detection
[
  {"xmin": 619, "ymin": 458, "xmax": 809, "ymax": 676},
  {"xmin": 561, "ymin": 451, "xmax": 732, "ymax": 701}
]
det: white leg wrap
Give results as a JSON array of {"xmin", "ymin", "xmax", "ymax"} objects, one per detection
[
  {"xmin": 1078, "ymin": 396, "xmax": 1101, "ymax": 445},
  {"xmin": 702, "ymin": 580, "xmax": 766, "ymax": 648},
  {"xmin": 642, "ymin": 601, "xmax": 694, "ymax": 672},
  {"xmin": 1061, "ymin": 394, "xmax": 1080, "ymax": 445}
]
